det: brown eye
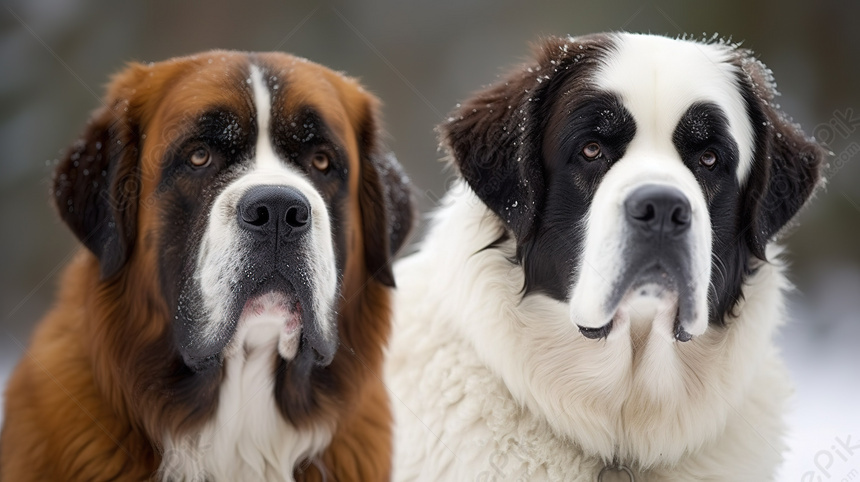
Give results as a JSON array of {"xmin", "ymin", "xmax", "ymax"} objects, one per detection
[
  {"xmin": 189, "ymin": 147, "xmax": 210, "ymax": 167},
  {"xmin": 700, "ymin": 150, "xmax": 717, "ymax": 168},
  {"xmin": 312, "ymin": 152, "xmax": 330, "ymax": 172},
  {"xmin": 582, "ymin": 142, "xmax": 602, "ymax": 160}
]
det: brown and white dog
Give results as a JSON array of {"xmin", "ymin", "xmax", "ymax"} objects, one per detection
[{"xmin": 1, "ymin": 51, "xmax": 412, "ymax": 481}]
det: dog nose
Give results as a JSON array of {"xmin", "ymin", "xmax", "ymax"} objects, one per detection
[
  {"xmin": 237, "ymin": 185, "xmax": 311, "ymax": 240},
  {"xmin": 624, "ymin": 185, "xmax": 691, "ymax": 236}
]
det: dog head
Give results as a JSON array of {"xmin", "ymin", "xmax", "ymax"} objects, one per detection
[
  {"xmin": 442, "ymin": 33, "xmax": 824, "ymax": 343},
  {"xmin": 53, "ymin": 51, "xmax": 413, "ymax": 376}
]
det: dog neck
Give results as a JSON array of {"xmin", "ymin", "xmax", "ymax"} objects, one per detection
[
  {"xmin": 393, "ymin": 184, "xmax": 790, "ymax": 474},
  {"xmin": 158, "ymin": 318, "xmax": 332, "ymax": 481}
]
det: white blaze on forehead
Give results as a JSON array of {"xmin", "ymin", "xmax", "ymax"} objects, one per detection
[
  {"xmin": 594, "ymin": 33, "xmax": 755, "ymax": 183},
  {"xmin": 249, "ymin": 65, "xmax": 279, "ymax": 170}
]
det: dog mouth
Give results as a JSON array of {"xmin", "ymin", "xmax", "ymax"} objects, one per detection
[
  {"xmin": 176, "ymin": 266, "xmax": 338, "ymax": 372},
  {"xmin": 238, "ymin": 291, "xmax": 303, "ymax": 360},
  {"xmin": 234, "ymin": 273, "xmax": 337, "ymax": 365},
  {"xmin": 577, "ymin": 261, "xmax": 695, "ymax": 342}
]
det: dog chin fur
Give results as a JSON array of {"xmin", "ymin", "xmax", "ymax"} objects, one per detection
[{"xmin": 386, "ymin": 184, "xmax": 792, "ymax": 481}]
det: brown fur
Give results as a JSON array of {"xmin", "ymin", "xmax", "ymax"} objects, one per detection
[{"xmin": 1, "ymin": 51, "xmax": 411, "ymax": 481}]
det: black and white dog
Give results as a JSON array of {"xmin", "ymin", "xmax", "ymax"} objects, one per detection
[{"xmin": 387, "ymin": 33, "xmax": 824, "ymax": 480}]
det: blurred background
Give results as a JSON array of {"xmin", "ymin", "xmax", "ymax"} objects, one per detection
[{"xmin": 1, "ymin": 0, "xmax": 858, "ymax": 478}]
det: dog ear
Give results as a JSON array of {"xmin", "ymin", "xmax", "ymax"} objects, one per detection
[
  {"xmin": 734, "ymin": 51, "xmax": 827, "ymax": 260},
  {"xmin": 53, "ymin": 67, "xmax": 144, "ymax": 279},
  {"xmin": 356, "ymin": 95, "xmax": 415, "ymax": 287},
  {"xmin": 439, "ymin": 58, "xmax": 541, "ymax": 241},
  {"xmin": 440, "ymin": 34, "xmax": 611, "ymax": 241}
]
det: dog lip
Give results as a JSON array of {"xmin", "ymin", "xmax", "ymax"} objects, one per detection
[
  {"xmin": 672, "ymin": 309, "xmax": 695, "ymax": 342},
  {"xmin": 604, "ymin": 255, "xmax": 691, "ymax": 315},
  {"xmin": 241, "ymin": 291, "xmax": 297, "ymax": 318},
  {"xmin": 580, "ymin": 273, "xmax": 695, "ymax": 342},
  {"xmin": 577, "ymin": 320, "xmax": 613, "ymax": 340},
  {"xmin": 674, "ymin": 321, "xmax": 693, "ymax": 342}
]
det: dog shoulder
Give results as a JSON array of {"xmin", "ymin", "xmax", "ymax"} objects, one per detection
[{"xmin": 1, "ymin": 256, "xmax": 156, "ymax": 480}]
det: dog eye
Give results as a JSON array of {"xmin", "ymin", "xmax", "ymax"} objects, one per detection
[
  {"xmin": 312, "ymin": 152, "xmax": 331, "ymax": 172},
  {"xmin": 700, "ymin": 150, "xmax": 717, "ymax": 168},
  {"xmin": 189, "ymin": 147, "xmax": 211, "ymax": 168},
  {"xmin": 582, "ymin": 142, "xmax": 602, "ymax": 160}
]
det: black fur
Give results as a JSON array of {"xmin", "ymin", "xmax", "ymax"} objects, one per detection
[
  {"xmin": 671, "ymin": 102, "xmax": 744, "ymax": 325},
  {"xmin": 442, "ymin": 34, "xmax": 620, "ymax": 299},
  {"xmin": 54, "ymin": 100, "xmax": 141, "ymax": 279},
  {"xmin": 160, "ymin": 102, "xmax": 258, "ymax": 370}
]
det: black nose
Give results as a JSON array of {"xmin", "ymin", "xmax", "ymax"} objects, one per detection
[
  {"xmin": 624, "ymin": 185, "xmax": 691, "ymax": 236},
  {"xmin": 237, "ymin": 185, "xmax": 311, "ymax": 240}
]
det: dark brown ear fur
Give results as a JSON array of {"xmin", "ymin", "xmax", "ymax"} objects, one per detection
[
  {"xmin": 53, "ymin": 70, "xmax": 144, "ymax": 279},
  {"xmin": 439, "ymin": 34, "xmax": 613, "ymax": 242},
  {"xmin": 357, "ymin": 98, "xmax": 415, "ymax": 286},
  {"xmin": 734, "ymin": 51, "xmax": 826, "ymax": 260}
]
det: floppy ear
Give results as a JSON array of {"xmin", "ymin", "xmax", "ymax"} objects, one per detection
[
  {"xmin": 440, "ymin": 34, "xmax": 611, "ymax": 241},
  {"xmin": 357, "ymin": 97, "xmax": 415, "ymax": 287},
  {"xmin": 440, "ymin": 57, "xmax": 541, "ymax": 241},
  {"xmin": 53, "ymin": 70, "xmax": 143, "ymax": 279},
  {"xmin": 735, "ymin": 51, "xmax": 827, "ymax": 260}
]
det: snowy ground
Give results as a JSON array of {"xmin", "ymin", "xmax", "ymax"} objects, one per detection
[{"xmin": 1, "ymin": 272, "xmax": 858, "ymax": 480}]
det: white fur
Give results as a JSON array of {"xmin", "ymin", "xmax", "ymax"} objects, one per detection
[
  {"xmin": 388, "ymin": 187, "xmax": 790, "ymax": 480},
  {"xmin": 160, "ymin": 298, "xmax": 332, "ymax": 480},
  {"xmin": 161, "ymin": 65, "xmax": 336, "ymax": 481},
  {"xmin": 388, "ymin": 33, "xmax": 789, "ymax": 480}
]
